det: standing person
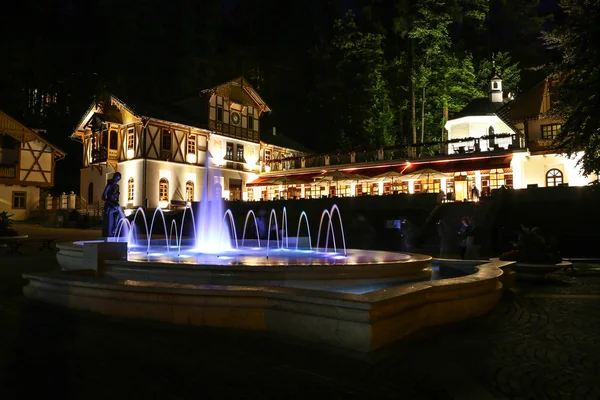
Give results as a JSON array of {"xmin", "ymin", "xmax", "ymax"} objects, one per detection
[
  {"xmin": 458, "ymin": 217, "xmax": 472, "ymax": 259},
  {"xmin": 470, "ymin": 184, "xmax": 480, "ymax": 201}
]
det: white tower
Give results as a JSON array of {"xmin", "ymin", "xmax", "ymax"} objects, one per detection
[{"xmin": 489, "ymin": 55, "xmax": 503, "ymax": 103}]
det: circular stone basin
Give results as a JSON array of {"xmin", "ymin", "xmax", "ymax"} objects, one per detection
[{"xmin": 60, "ymin": 240, "xmax": 433, "ymax": 289}]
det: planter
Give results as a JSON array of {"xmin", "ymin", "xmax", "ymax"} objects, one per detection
[
  {"xmin": 489, "ymin": 258, "xmax": 571, "ymax": 276},
  {"xmin": 511, "ymin": 261, "xmax": 572, "ymax": 275}
]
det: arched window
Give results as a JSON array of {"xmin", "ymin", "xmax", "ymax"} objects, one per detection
[
  {"xmin": 159, "ymin": 178, "xmax": 169, "ymax": 201},
  {"xmin": 546, "ymin": 169, "xmax": 563, "ymax": 187},
  {"xmin": 88, "ymin": 182, "xmax": 94, "ymax": 204},
  {"xmin": 128, "ymin": 178, "xmax": 134, "ymax": 202},
  {"xmin": 186, "ymin": 181, "xmax": 194, "ymax": 202}
]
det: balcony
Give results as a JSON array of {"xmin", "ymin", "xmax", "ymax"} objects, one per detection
[
  {"xmin": 91, "ymin": 147, "xmax": 108, "ymax": 164},
  {"xmin": 0, "ymin": 164, "xmax": 16, "ymax": 179},
  {"xmin": 261, "ymin": 132, "xmax": 525, "ymax": 174}
]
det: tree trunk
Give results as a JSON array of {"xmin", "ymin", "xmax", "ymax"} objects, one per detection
[
  {"xmin": 411, "ymin": 39, "xmax": 417, "ymax": 145},
  {"xmin": 420, "ymin": 86, "xmax": 425, "ymax": 144}
]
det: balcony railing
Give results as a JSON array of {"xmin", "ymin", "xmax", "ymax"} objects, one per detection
[
  {"xmin": 91, "ymin": 147, "xmax": 108, "ymax": 164},
  {"xmin": 262, "ymin": 133, "xmax": 525, "ymax": 174},
  {"xmin": 0, "ymin": 164, "xmax": 16, "ymax": 179}
]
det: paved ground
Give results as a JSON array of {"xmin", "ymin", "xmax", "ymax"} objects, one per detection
[{"xmin": 0, "ymin": 224, "xmax": 599, "ymax": 399}]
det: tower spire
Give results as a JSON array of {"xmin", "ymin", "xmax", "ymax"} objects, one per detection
[{"xmin": 489, "ymin": 52, "xmax": 503, "ymax": 103}]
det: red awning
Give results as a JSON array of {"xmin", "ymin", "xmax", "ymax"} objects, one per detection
[
  {"xmin": 246, "ymin": 172, "xmax": 322, "ymax": 187},
  {"xmin": 403, "ymin": 155, "xmax": 513, "ymax": 174},
  {"xmin": 245, "ymin": 177, "xmax": 273, "ymax": 187}
]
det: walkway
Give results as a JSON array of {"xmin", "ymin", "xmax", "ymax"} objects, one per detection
[{"xmin": 0, "ymin": 225, "xmax": 598, "ymax": 399}]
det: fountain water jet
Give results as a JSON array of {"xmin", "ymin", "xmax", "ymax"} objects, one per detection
[
  {"xmin": 316, "ymin": 209, "xmax": 336, "ymax": 253},
  {"xmin": 266, "ymin": 209, "xmax": 280, "ymax": 259},
  {"xmin": 295, "ymin": 211, "xmax": 312, "ymax": 251},
  {"xmin": 241, "ymin": 210, "xmax": 261, "ymax": 248},
  {"xmin": 147, "ymin": 207, "xmax": 170, "ymax": 253}
]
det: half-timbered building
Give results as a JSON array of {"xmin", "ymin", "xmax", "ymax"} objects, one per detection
[
  {"xmin": 72, "ymin": 77, "xmax": 308, "ymax": 209},
  {"xmin": 0, "ymin": 109, "xmax": 66, "ymax": 219}
]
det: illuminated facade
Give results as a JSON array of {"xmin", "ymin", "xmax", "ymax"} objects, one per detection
[
  {"xmin": 72, "ymin": 75, "xmax": 596, "ymax": 208},
  {"xmin": 0, "ymin": 109, "xmax": 65, "ymax": 219},
  {"xmin": 246, "ymin": 74, "xmax": 595, "ymax": 201},
  {"xmin": 72, "ymin": 77, "xmax": 308, "ymax": 209}
]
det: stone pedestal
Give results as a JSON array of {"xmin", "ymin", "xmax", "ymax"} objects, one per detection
[{"xmin": 83, "ymin": 241, "xmax": 128, "ymax": 278}]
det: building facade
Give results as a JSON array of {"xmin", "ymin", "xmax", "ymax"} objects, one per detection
[
  {"xmin": 0, "ymin": 109, "xmax": 65, "ymax": 219},
  {"xmin": 72, "ymin": 77, "xmax": 308, "ymax": 210}
]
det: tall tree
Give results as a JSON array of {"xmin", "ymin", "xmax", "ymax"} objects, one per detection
[
  {"xmin": 544, "ymin": 0, "xmax": 600, "ymax": 176},
  {"xmin": 330, "ymin": 11, "xmax": 396, "ymax": 149}
]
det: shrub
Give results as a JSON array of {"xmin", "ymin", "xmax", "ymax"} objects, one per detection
[{"xmin": 499, "ymin": 225, "xmax": 562, "ymax": 264}]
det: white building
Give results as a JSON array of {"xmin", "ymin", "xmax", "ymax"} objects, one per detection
[
  {"xmin": 0, "ymin": 109, "xmax": 65, "ymax": 219},
  {"xmin": 443, "ymin": 71, "xmax": 596, "ymax": 199},
  {"xmin": 71, "ymin": 77, "xmax": 308, "ymax": 210}
]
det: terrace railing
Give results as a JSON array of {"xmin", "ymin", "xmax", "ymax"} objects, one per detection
[{"xmin": 262, "ymin": 132, "xmax": 524, "ymax": 173}]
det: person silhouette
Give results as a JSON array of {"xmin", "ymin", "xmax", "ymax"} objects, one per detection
[{"xmin": 101, "ymin": 172, "xmax": 122, "ymax": 237}]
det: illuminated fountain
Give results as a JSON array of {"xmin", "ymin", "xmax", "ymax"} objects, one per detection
[{"xmin": 24, "ymin": 165, "xmax": 514, "ymax": 352}]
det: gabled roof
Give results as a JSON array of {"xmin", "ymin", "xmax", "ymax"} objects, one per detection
[
  {"xmin": 73, "ymin": 77, "xmax": 271, "ymax": 138},
  {"xmin": 0, "ymin": 109, "xmax": 66, "ymax": 159},
  {"xmin": 200, "ymin": 76, "xmax": 272, "ymax": 113},
  {"xmin": 497, "ymin": 78, "xmax": 553, "ymax": 122}
]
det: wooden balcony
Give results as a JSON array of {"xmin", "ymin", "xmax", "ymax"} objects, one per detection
[
  {"xmin": 0, "ymin": 164, "xmax": 16, "ymax": 179},
  {"xmin": 91, "ymin": 147, "xmax": 108, "ymax": 164}
]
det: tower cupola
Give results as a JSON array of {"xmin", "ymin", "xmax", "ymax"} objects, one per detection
[{"xmin": 489, "ymin": 55, "xmax": 503, "ymax": 103}]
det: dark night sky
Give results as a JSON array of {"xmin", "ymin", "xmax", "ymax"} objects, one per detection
[{"xmin": 0, "ymin": 0, "xmax": 560, "ymax": 194}]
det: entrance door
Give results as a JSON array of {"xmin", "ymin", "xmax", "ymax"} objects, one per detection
[
  {"xmin": 229, "ymin": 178, "xmax": 242, "ymax": 201},
  {"xmin": 454, "ymin": 180, "xmax": 469, "ymax": 202}
]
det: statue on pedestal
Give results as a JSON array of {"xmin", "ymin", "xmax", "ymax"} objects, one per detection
[{"xmin": 101, "ymin": 172, "xmax": 122, "ymax": 237}]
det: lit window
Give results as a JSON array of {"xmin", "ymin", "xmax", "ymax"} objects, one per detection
[
  {"xmin": 541, "ymin": 124, "xmax": 561, "ymax": 140},
  {"xmin": 236, "ymin": 144, "xmax": 244, "ymax": 162},
  {"xmin": 225, "ymin": 142, "xmax": 234, "ymax": 160},
  {"xmin": 109, "ymin": 130, "xmax": 118, "ymax": 150},
  {"xmin": 489, "ymin": 168, "xmax": 505, "ymax": 189},
  {"xmin": 127, "ymin": 128, "xmax": 134, "ymax": 150},
  {"xmin": 187, "ymin": 135, "xmax": 196, "ymax": 155},
  {"xmin": 162, "ymin": 129, "xmax": 172, "ymax": 151},
  {"xmin": 159, "ymin": 178, "xmax": 169, "ymax": 201},
  {"xmin": 128, "ymin": 178, "xmax": 134, "ymax": 202},
  {"xmin": 12, "ymin": 191, "xmax": 26, "ymax": 209},
  {"xmin": 186, "ymin": 181, "xmax": 194, "ymax": 202},
  {"xmin": 546, "ymin": 168, "xmax": 563, "ymax": 187}
]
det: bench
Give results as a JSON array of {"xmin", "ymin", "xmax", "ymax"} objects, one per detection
[{"xmin": 1, "ymin": 237, "xmax": 57, "ymax": 255}]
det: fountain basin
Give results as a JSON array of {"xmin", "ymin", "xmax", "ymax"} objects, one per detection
[
  {"xmin": 23, "ymin": 259, "xmax": 514, "ymax": 352},
  {"xmin": 56, "ymin": 240, "xmax": 432, "ymax": 290}
]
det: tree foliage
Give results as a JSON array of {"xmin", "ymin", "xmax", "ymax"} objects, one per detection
[{"xmin": 544, "ymin": 0, "xmax": 600, "ymax": 176}]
